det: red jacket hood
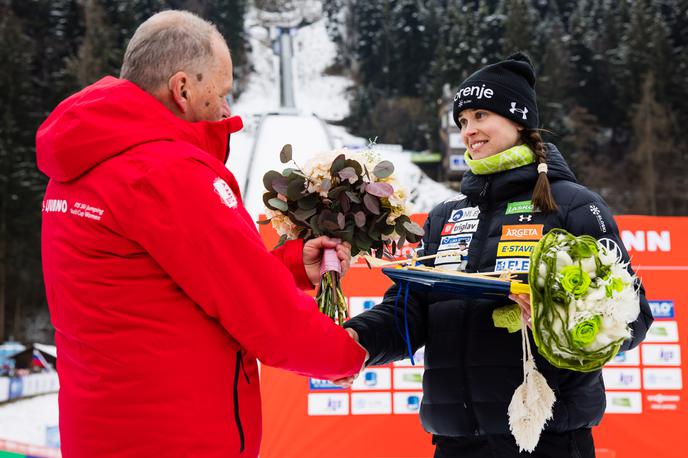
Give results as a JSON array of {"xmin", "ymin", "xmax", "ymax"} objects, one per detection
[{"xmin": 36, "ymin": 76, "xmax": 243, "ymax": 182}]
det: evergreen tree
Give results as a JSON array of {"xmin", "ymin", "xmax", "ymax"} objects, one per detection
[
  {"xmin": 501, "ymin": 0, "xmax": 537, "ymax": 55},
  {"xmin": 68, "ymin": 0, "xmax": 119, "ymax": 87}
]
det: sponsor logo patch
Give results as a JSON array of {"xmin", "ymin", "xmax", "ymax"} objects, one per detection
[
  {"xmin": 451, "ymin": 219, "xmax": 479, "ymax": 234},
  {"xmin": 496, "ymin": 241, "xmax": 538, "ymax": 257},
  {"xmin": 649, "ymin": 300, "xmax": 675, "ymax": 319},
  {"xmin": 605, "ymin": 392, "xmax": 642, "ymax": 414},
  {"xmin": 213, "ymin": 177, "xmax": 238, "ymax": 209},
  {"xmin": 449, "ymin": 207, "xmax": 480, "ymax": 222},
  {"xmin": 505, "ymin": 200, "xmax": 535, "ymax": 215},
  {"xmin": 501, "ymin": 224, "xmax": 543, "ymax": 240},
  {"xmin": 643, "ymin": 368, "xmax": 683, "ymax": 390},
  {"xmin": 441, "ymin": 223, "xmax": 455, "ymax": 235},
  {"xmin": 494, "ymin": 258, "xmax": 530, "ymax": 272},
  {"xmin": 439, "ymin": 234, "xmax": 472, "ymax": 251}
]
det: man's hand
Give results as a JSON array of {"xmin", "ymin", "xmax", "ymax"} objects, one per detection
[
  {"xmin": 332, "ymin": 328, "xmax": 367, "ymax": 388},
  {"xmin": 303, "ymin": 236, "xmax": 352, "ymax": 286},
  {"xmin": 509, "ymin": 293, "xmax": 532, "ymax": 330}
]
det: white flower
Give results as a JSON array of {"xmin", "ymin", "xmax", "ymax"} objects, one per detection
[
  {"xmin": 580, "ymin": 256, "xmax": 597, "ymax": 278},
  {"xmin": 598, "ymin": 244, "xmax": 619, "ymax": 266},
  {"xmin": 266, "ymin": 208, "xmax": 300, "ymax": 239},
  {"xmin": 555, "ymin": 250, "xmax": 573, "ymax": 270}
]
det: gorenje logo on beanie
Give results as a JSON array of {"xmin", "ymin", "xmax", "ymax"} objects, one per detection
[
  {"xmin": 453, "ymin": 84, "xmax": 494, "ymax": 101},
  {"xmin": 452, "ymin": 52, "xmax": 539, "ymax": 130}
]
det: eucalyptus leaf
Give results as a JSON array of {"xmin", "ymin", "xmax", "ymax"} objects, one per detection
[
  {"xmin": 280, "ymin": 144, "xmax": 293, "ymax": 163},
  {"xmin": 372, "ymin": 160, "xmax": 394, "ymax": 179},
  {"xmin": 363, "ymin": 194, "xmax": 380, "ymax": 215},
  {"xmin": 339, "ymin": 193, "xmax": 351, "ymax": 213},
  {"xmin": 337, "ymin": 212, "xmax": 346, "ymax": 230},
  {"xmin": 271, "ymin": 176, "xmax": 289, "ymax": 195},
  {"xmin": 292, "ymin": 207, "xmax": 317, "ymax": 223},
  {"xmin": 338, "ymin": 166, "xmax": 358, "ymax": 183},
  {"xmin": 345, "ymin": 191, "xmax": 361, "ymax": 203},
  {"xmin": 330, "ymin": 154, "xmax": 346, "ymax": 174},
  {"xmin": 354, "ymin": 211, "xmax": 366, "ymax": 228},
  {"xmin": 267, "ymin": 198, "xmax": 288, "ymax": 212},
  {"xmin": 297, "ymin": 194, "xmax": 318, "ymax": 210},
  {"xmin": 403, "ymin": 221, "xmax": 425, "ymax": 236},
  {"xmin": 365, "ymin": 182, "xmax": 394, "ymax": 198},
  {"xmin": 262, "ymin": 170, "xmax": 282, "ymax": 192},
  {"xmin": 274, "ymin": 233, "xmax": 288, "ymax": 249},
  {"xmin": 287, "ymin": 178, "xmax": 306, "ymax": 200}
]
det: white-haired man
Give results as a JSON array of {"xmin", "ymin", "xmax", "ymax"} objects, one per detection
[{"xmin": 36, "ymin": 10, "xmax": 366, "ymax": 458}]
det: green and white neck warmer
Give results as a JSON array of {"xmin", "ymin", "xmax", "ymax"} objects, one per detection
[{"xmin": 464, "ymin": 144, "xmax": 535, "ymax": 175}]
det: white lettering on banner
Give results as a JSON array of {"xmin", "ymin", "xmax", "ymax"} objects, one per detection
[
  {"xmin": 647, "ymin": 394, "xmax": 680, "ymax": 404},
  {"xmin": 451, "ymin": 219, "xmax": 479, "ymax": 234},
  {"xmin": 449, "ymin": 207, "xmax": 480, "ymax": 222},
  {"xmin": 605, "ymin": 392, "xmax": 642, "ymax": 414},
  {"xmin": 621, "ymin": 230, "xmax": 671, "ymax": 252},
  {"xmin": 42, "ymin": 199, "xmax": 68, "ymax": 213},
  {"xmin": 213, "ymin": 177, "xmax": 238, "ymax": 209}
]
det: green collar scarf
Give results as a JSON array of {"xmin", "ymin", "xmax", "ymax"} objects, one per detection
[{"xmin": 464, "ymin": 144, "xmax": 535, "ymax": 175}]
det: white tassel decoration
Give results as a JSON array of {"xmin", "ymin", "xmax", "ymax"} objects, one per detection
[{"xmin": 508, "ymin": 314, "xmax": 556, "ymax": 453}]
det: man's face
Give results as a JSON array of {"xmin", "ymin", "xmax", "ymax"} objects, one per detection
[{"xmin": 186, "ymin": 34, "xmax": 233, "ymax": 122}]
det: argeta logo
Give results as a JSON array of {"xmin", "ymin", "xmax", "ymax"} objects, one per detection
[
  {"xmin": 213, "ymin": 177, "xmax": 238, "ymax": 209},
  {"xmin": 509, "ymin": 102, "xmax": 528, "ymax": 120}
]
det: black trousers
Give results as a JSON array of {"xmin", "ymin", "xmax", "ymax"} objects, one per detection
[{"xmin": 433, "ymin": 429, "xmax": 595, "ymax": 458}]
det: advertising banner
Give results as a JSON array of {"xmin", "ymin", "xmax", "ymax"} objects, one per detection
[{"xmin": 259, "ymin": 216, "xmax": 687, "ymax": 458}]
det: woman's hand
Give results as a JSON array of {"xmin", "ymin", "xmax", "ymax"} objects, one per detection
[{"xmin": 509, "ymin": 293, "xmax": 532, "ymax": 330}]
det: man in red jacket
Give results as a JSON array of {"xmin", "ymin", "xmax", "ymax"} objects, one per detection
[{"xmin": 36, "ymin": 10, "xmax": 366, "ymax": 458}]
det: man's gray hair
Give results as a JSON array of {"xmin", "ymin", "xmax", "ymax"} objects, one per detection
[{"xmin": 120, "ymin": 10, "xmax": 222, "ymax": 92}]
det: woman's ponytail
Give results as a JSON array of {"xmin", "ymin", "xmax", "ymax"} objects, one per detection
[{"xmin": 522, "ymin": 129, "xmax": 558, "ymax": 213}]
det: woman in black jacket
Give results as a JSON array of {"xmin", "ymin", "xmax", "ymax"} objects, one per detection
[{"xmin": 342, "ymin": 53, "xmax": 653, "ymax": 458}]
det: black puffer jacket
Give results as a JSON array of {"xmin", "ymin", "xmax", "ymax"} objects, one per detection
[{"xmin": 345, "ymin": 144, "xmax": 653, "ymax": 437}]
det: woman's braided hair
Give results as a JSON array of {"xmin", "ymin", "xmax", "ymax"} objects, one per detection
[{"xmin": 521, "ymin": 129, "xmax": 558, "ymax": 213}]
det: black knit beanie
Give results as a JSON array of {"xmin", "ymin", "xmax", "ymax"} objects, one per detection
[{"xmin": 452, "ymin": 52, "xmax": 538, "ymax": 130}]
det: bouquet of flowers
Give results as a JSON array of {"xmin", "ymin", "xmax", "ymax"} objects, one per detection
[
  {"xmin": 507, "ymin": 228, "xmax": 640, "ymax": 452},
  {"xmin": 260, "ymin": 144, "xmax": 424, "ymax": 324},
  {"xmin": 529, "ymin": 228, "xmax": 640, "ymax": 371}
]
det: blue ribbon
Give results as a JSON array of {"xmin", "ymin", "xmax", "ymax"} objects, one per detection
[{"xmin": 392, "ymin": 281, "xmax": 415, "ymax": 365}]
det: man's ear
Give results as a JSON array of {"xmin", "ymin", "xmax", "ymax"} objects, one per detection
[{"xmin": 168, "ymin": 71, "xmax": 190, "ymax": 113}]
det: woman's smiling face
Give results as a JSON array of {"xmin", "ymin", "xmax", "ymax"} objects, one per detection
[{"xmin": 457, "ymin": 108, "xmax": 522, "ymax": 160}]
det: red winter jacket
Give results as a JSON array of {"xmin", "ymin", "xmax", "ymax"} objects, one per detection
[{"xmin": 36, "ymin": 77, "xmax": 365, "ymax": 458}]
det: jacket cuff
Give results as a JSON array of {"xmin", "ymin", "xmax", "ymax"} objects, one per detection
[{"xmin": 273, "ymin": 239, "xmax": 314, "ymax": 290}]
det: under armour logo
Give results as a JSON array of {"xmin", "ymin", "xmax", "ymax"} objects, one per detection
[
  {"xmin": 509, "ymin": 102, "xmax": 528, "ymax": 120},
  {"xmin": 519, "ymin": 215, "xmax": 532, "ymax": 222}
]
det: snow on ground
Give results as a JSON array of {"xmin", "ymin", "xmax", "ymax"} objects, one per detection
[{"xmin": 0, "ymin": 393, "xmax": 58, "ymax": 447}]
